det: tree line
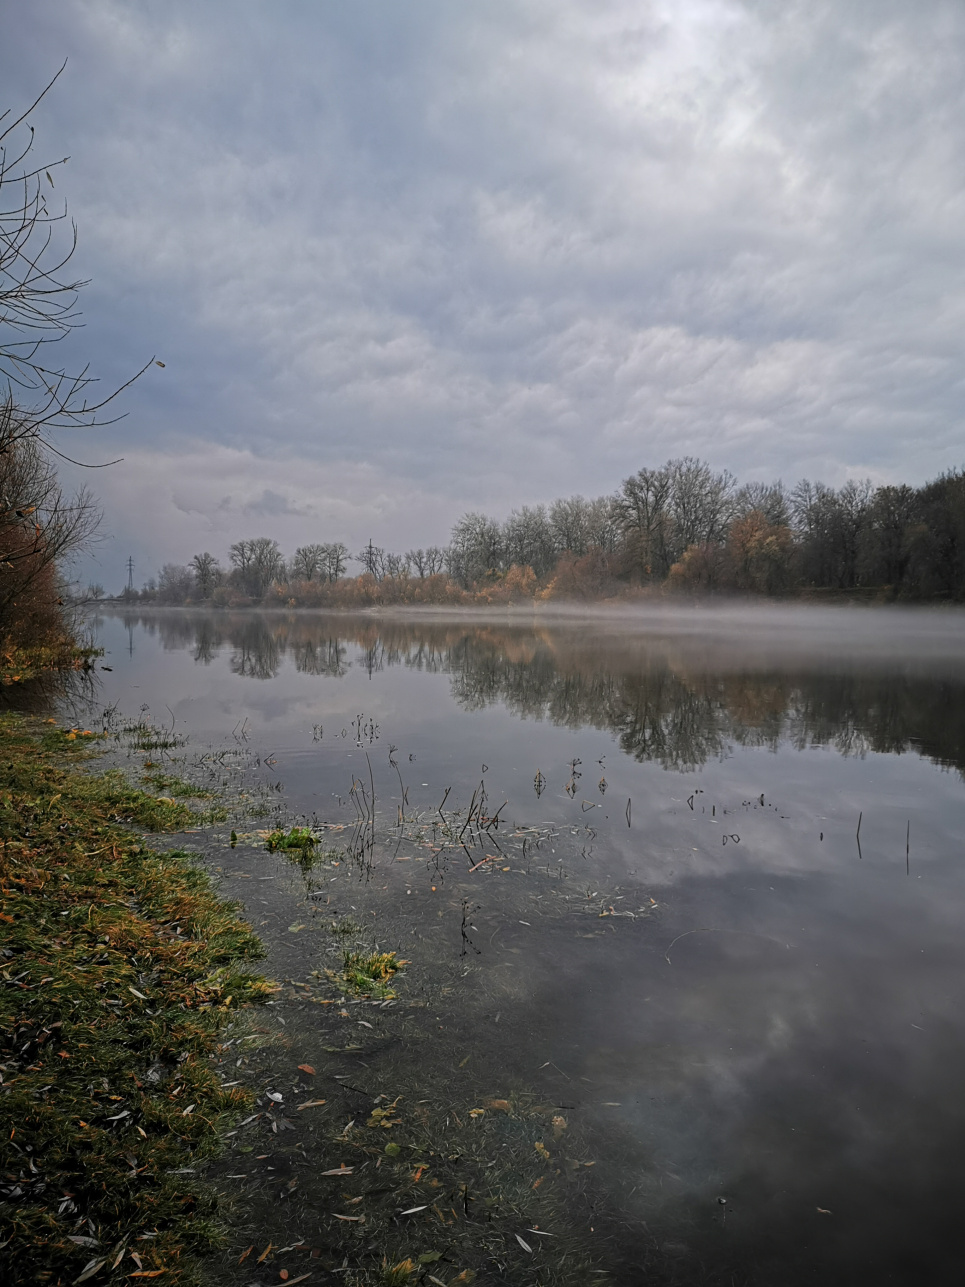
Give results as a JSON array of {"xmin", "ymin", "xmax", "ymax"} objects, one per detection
[{"xmin": 127, "ymin": 456, "xmax": 965, "ymax": 607}]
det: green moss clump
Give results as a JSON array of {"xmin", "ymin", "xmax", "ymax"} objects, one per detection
[
  {"xmin": 264, "ymin": 825, "xmax": 315, "ymax": 852},
  {"xmin": 338, "ymin": 950, "xmax": 406, "ymax": 999}
]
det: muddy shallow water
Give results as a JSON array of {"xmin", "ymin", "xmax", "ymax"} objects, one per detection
[{"xmin": 76, "ymin": 604, "xmax": 965, "ymax": 1284}]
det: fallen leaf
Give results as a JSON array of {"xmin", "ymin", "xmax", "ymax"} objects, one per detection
[
  {"xmin": 515, "ymin": 1234, "xmax": 533, "ymax": 1253},
  {"xmin": 73, "ymin": 1259, "xmax": 107, "ymax": 1285},
  {"xmin": 400, "ymin": 1205, "xmax": 428, "ymax": 1215},
  {"xmin": 238, "ymin": 1246, "xmax": 253, "ymax": 1264},
  {"xmin": 297, "ymin": 1099, "xmax": 327, "ymax": 1111},
  {"xmin": 817, "ymin": 1207, "xmax": 832, "ymax": 1215},
  {"xmin": 332, "ymin": 1214, "xmax": 362, "ymax": 1222},
  {"xmin": 320, "ymin": 1166, "xmax": 353, "ymax": 1175},
  {"xmin": 256, "ymin": 1244, "xmax": 274, "ymax": 1264},
  {"xmin": 297, "ymin": 1064, "xmax": 316, "ymax": 1075}
]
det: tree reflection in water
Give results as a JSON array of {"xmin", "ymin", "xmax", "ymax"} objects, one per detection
[{"xmin": 112, "ymin": 608, "xmax": 965, "ymax": 776}]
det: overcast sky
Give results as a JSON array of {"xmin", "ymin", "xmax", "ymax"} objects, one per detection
[{"xmin": 3, "ymin": 0, "xmax": 964, "ymax": 588}]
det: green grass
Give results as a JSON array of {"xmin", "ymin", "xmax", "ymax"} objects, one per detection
[
  {"xmin": 336, "ymin": 950, "xmax": 406, "ymax": 999},
  {"xmin": 0, "ymin": 643, "xmax": 102, "ymax": 687},
  {"xmin": 264, "ymin": 825, "xmax": 315, "ymax": 852},
  {"xmin": 116, "ymin": 718, "xmax": 187, "ymax": 753},
  {"xmin": 139, "ymin": 772, "xmax": 215, "ymax": 800},
  {"xmin": 0, "ymin": 714, "xmax": 270, "ymax": 1286},
  {"xmin": 264, "ymin": 825, "xmax": 343, "ymax": 870}
]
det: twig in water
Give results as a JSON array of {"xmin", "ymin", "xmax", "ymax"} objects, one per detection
[
  {"xmin": 437, "ymin": 786, "xmax": 451, "ymax": 824},
  {"xmin": 364, "ymin": 751, "xmax": 376, "ymax": 822}
]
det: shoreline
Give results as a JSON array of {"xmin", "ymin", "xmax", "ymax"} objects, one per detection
[{"xmin": 0, "ymin": 714, "xmax": 270, "ymax": 1286}]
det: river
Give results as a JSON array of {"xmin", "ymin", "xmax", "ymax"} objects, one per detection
[{"xmin": 72, "ymin": 603, "xmax": 965, "ymax": 1285}]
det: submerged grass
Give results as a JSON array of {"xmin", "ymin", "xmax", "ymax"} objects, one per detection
[
  {"xmin": 337, "ymin": 950, "xmax": 406, "ymax": 999},
  {"xmin": 264, "ymin": 825, "xmax": 315, "ymax": 852},
  {"xmin": 0, "ymin": 714, "xmax": 270, "ymax": 1286}
]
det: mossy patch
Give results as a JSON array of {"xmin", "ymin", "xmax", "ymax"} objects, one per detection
[
  {"xmin": 264, "ymin": 825, "xmax": 315, "ymax": 852},
  {"xmin": 336, "ymin": 951, "xmax": 406, "ymax": 999}
]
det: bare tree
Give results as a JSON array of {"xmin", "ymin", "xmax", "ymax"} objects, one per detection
[
  {"xmin": 502, "ymin": 504, "xmax": 555, "ymax": 577},
  {"xmin": 791, "ymin": 478, "xmax": 873, "ymax": 588},
  {"xmin": 383, "ymin": 551, "xmax": 411, "ymax": 579},
  {"xmin": 356, "ymin": 539, "xmax": 386, "ymax": 580},
  {"xmin": 732, "ymin": 481, "xmax": 790, "ymax": 527},
  {"xmin": 406, "ymin": 545, "xmax": 447, "ymax": 578},
  {"xmin": 229, "ymin": 536, "xmax": 283, "ymax": 597},
  {"xmin": 617, "ymin": 466, "xmax": 673, "ymax": 578},
  {"xmin": 448, "ymin": 513, "xmax": 502, "ymax": 586},
  {"xmin": 324, "ymin": 541, "xmax": 349, "ymax": 582},
  {"xmin": 0, "ymin": 74, "xmax": 154, "ymax": 647},
  {"xmin": 666, "ymin": 457, "xmax": 735, "ymax": 560},
  {"xmin": 157, "ymin": 563, "xmax": 194, "ymax": 604},
  {"xmin": 1, "ymin": 68, "xmax": 153, "ymax": 458},
  {"xmin": 549, "ymin": 495, "xmax": 592, "ymax": 556},
  {"xmin": 290, "ymin": 543, "xmax": 327, "ymax": 581},
  {"xmin": 190, "ymin": 551, "xmax": 221, "ymax": 598},
  {"xmin": 585, "ymin": 495, "xmax": 620, "ymax": 552}
]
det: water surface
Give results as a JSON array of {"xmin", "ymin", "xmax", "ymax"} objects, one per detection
[{"xmin": 81, "ymin": 605, "xmax": 965, "ymax": 1284}]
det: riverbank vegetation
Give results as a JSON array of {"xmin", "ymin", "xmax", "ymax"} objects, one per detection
[
  {"xmin": 0, "ymin": 715, "xmax": 269, "ymax": 1285},
  {"xmin": 129, "ymin": 459, "xmax": 965, "ymax": 609}
]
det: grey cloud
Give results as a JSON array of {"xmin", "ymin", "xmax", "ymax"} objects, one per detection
[{"xmin": 242, "ymin": 489, "xmax": 310, "ymax": 518}]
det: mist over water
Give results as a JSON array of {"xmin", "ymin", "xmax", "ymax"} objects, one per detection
[{"xmin": 84, "ymin": 605, "xmax": 965, "ymax": 1284}]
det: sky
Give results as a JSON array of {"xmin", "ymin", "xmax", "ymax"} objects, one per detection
[{"xmin": 2, "ymin": 0, "xmax": 965, "ymax": 590}]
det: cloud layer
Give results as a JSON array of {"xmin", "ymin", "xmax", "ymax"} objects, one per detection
[{"xmin": 4, "ymin": 0, "xmax": 965, "ymax": 586}]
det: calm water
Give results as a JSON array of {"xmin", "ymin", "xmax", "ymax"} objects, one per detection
[{"xmin": 80, "ymin": 606, "xmax": 965, "ymax": 1284}]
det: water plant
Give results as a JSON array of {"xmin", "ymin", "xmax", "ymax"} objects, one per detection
[
  {"xmin": 338, "ymin": 950, "xmax": 405, "ymax": 999},
  {"xmin": 265, "ymin": 825, "xmax": 315, "ymax": 852}
]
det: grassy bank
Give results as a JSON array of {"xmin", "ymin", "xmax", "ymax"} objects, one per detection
[
  {"xmin": 0, "ymin": 714, "xmax": 270, "ymax": 1286},
  {"xmin": 0, "ymin": 642, "xmax": 103, "ymax": 688}
]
